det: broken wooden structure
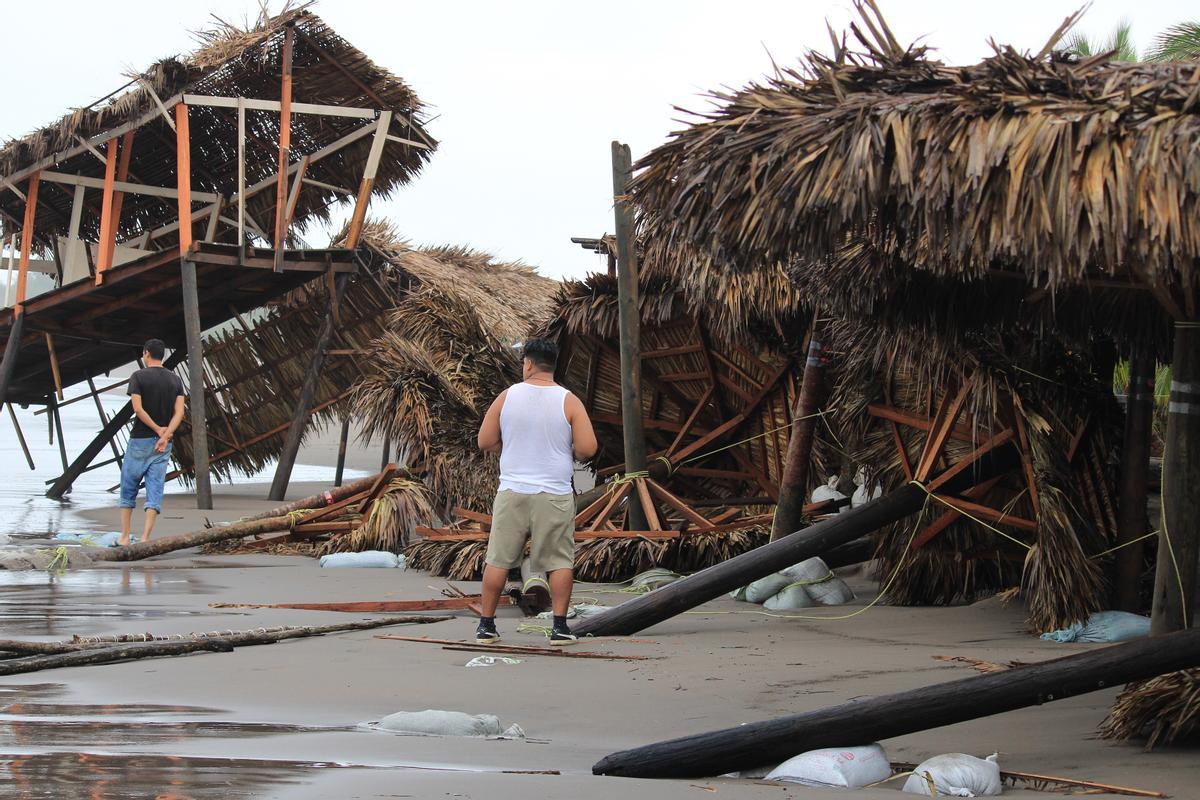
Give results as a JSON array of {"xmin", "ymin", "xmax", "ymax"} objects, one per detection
[{"xmin": 0, "ymin": 9, "xmax": 434, "ymax": 508}]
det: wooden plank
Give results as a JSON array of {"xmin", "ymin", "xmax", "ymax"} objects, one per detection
[
  {"xmin": 15, "ymin": 172, "xmax": 40, "ymax": 313},
  {"xmin": 345, "ymin": 111, "xmax": 392, "ymax": 249},
  {"xmin": 912, "ymin": 476, "xmax": 1005, "ymax": 549},
  {"xmin": 586, "ymin": 481, "xmax": 632, "ymax": 531},
  {"xmin": 175, "ymin": 104, "xmax": 194, "ymax": 258},
  {"xmin": 374, "ymin": 635, "xmax": 656, "ymax": 660},
  {"xmin": 109, "ymin": 130, "xmax": 135, "ymax": 245},
  {"xmin": 237, "ymin": 97, "xmax": 245, "ymax": 245},
  {"xmin": 656, "ymin": 370, "xmax": 709, "ymax": 383},
  {"xmin": 180, "ymin": 94, "xmax": 378, "ymax": 119},
  {"xmin": 575, "ymin": 489, "xmax": 614, "ymax": 528},
  {"xmin": 40, "ymin": 171, "xmax": 219, "ymax": 204},
  {"xmin": 634, "ymin": 478, "xmax": 662, "ymax": 531},
  {"xmin": 890, "ymin": 420, "xmax": 913, "ymax": 481},
  {"xmin": 43, "ymin": 334, "xmax": 63, "ymax": 400},
  {"xmin": 646, "ymin": 479, "xmax": 713, "ymax": 529},
  {"xmin": 930, "ymin": 494, "xmax": 1037, "ymax": 533},
  {"xmin": 93, "ymin": 139, "xmax": 119, "ymax": 284},
  {"xmin": 924, "ymin": 428, "xmax": 1015, "ymax": 493},
  {"xmin": 274, "ymin": 25, "xmax": 294, "ymax": 271},
  {"xmin": 867, "ymin": 403, "xmax": 978, "ymax": 444},
  {"xmin": 292, "ymin": 489, "xmax": 370, "ymax": 526},
  {"xmin": 642, "ymin": 342, "xmax": 704, "ymax": 359},
  {"xmin": 916, "ymin": 377, "xmax": 975, "ymax": 481},
  {"xmin": 357, "ymin": 464, "xmax": 398, "ymax": 513}
]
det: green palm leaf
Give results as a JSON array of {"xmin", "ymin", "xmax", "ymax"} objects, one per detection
[{"xmin": 1148, "ymin": 21, "xmax": 1200, "ymax": 61}]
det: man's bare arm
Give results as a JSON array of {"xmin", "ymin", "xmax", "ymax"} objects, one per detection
[
  {"xmin": 130, "ymin": 395, "xmax": 164, "ymax": 437},
  {"xmin": 164, "ymin": 395, "xmax": 185, "ymax": 438},
  {"xmin": 477, "ymin": 391, "xmax": 507, "ymax": 453},
  {"xmin": 565, "ymin": 393, "xmax": 598, "ymax": 460}
]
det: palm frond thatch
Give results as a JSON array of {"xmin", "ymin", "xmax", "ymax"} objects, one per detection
[
  {"xmin": 1100, "ymin": 669, "xmax": 1200, "ymax": 749},
  {"xmin": 318, "ymin": 478, "xmax": 433, "ymax": 555}
]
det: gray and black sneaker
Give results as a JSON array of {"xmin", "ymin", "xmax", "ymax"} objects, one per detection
[
  {"xmin": 475, "ymin": 618, "xmax": 500, "ymax": 644},
  {"xmin": 549, "ymin": 623, "xmax": 577, "ymax": 646}
]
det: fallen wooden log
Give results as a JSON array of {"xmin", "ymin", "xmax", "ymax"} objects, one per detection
[
  {"xmin": 209, "ymin": 598, "xmax": 505, "ymax": 612},
  {"xmin": 0, "ymin": 616, "xmax": 451, "ymax": 663},
  {"xmin": 91, "ymin": 515, "xmax": 296, "ymax": 561},
  {"xmin": 374, "ymin": 634, "xmax": 658, "ymax": 660},
  {"xmin": 591, "ymin": 626, "xmax": 1200, "ymax": 778},
  {"xmin": 237, "ymin": 473, "xmax": 384, "ymax": 522},
  {"xmin": 575, "ymin": 483, "xmax": 929, "ymax": 637},
  {"xmin": 0, "ymin": 639, "xmax": 234, "ymax": 675}
]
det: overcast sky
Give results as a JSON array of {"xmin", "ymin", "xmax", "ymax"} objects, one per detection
[{"xmin": 1, "ymin": 1, "xmax": 1187, "ymax": 280}]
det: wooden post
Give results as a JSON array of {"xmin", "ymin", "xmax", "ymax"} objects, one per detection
[
  {"xmin": 334, "ymin": 412, "xmax": 351, "ymax": 487},
  {"xmin": 175, "ymin": 101, "xmax": 212, "ymax": 509},
  {"xmin": 237, "ymin": 97, "xmax": 246, "ymax": 248},
  {"xmin": 94, "ymin": 138, "xmax": 118, "ymax": 284},
  {"xmin": 87, "ymin": 376, "xmax": 123, "ymax": 468},
  {"xmin": 771, "ymin": 319, "xmax": 824, "ymax": 542},
  {"xmin": 8, "ymin": 403, "xmax": 35, "ymax": 470},
  {"xmin": 14, "ymin": 172, "xmax": 40, "ymax": 313},
  {"xmin": 268, "ymin": 274, "xmax": 350, "ymax": 501},
  {"xmin": 273, "ymin": 24, "xmax": 294, "ymax": 272},
  {"xmin": 44, "ymin": 334, "xmax": 64, "ymax": 401},
  {"xmin": 0, "ymin": 312, "xmax": 25, "ymax": 405},
  {"xmin": 593, "ymin": 626, "xmax": 1200, "ymax": 778},
  {"xmin": 49, "ymin": 396, "xmax": 68, "ymax": 471},
  {"xmin": 1114, "ymin": 345, "xmax": 1154, "ymax": 611},
  {"xmin": 345, "ymin": 113, "xmax": 392, "ymax": 249},
  {"xmin": 1152, "ymin": 321, "xmax": 1200, "ymax": 633},
  {"xmin": 3, "ymin": 234, "xmax": 14, "ymax": 307},
  {"xmin": 612, "ymin": 141, "xmax": 648, "ymax": 531}
]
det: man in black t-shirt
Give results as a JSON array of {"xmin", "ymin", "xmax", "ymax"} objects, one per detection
[{"xmin": 118, "ymin": 339, "xmax": 186, "ymax": 545}]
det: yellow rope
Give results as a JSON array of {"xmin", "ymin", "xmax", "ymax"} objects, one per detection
[
  {"xmin": 1158, "ymin": 437, "xmax": 1189, "ymax": 628},
  {"xmin": 909, "ymin": 480, "xmax": 1033, "ymax": 551},
  {"xmin": 1089, "ymin": 530, "xmax": 1160, "ymax": 559}
]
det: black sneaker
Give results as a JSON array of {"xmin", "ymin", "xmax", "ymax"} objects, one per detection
[
  {"xmin": 475, "ymin": 619, "xmax": 500, "ymax": 644},
  {"xmin": 549, "ymin": 624, "xmax": 577, "ymax": 646}
]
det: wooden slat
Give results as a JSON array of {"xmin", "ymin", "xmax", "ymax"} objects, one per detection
[
  {"xmin": 634, "ymin": 478, "xmax": 662, "ymax": 531},
  {"xmin": 916, "ymin": 377, "xmax": 975, "ymax": 481},
  {"xmin": 930, "ymin": 494, "xmax": 1037, "ymax": 533},
  {"xmin": 912, "ymin": 476, "xmax": 1005, "ymax": 549},
  {"xmin": 585, "ymin": 481, "xmax": 632, "ymax": 531},
  {"xmin": 643, "ymin": 342, "xmax": 704, "ymax": 359},
  {"xmin": 924, "ymin": 428, "xmax": 1016, "ymax": 494},
  {"xmin": 646, "ymin": 479, "xmax": 713, "ymax": 529}
]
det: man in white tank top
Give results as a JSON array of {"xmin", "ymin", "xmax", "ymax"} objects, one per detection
[{"xmin": 475, "ymin": 338, "xmax": 597, "ymax": 644}]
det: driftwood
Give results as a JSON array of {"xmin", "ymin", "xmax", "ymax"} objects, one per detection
[
  {"xmin": 374, "ymin": 634, "xmax": 658, "ymax": 661},
  {"xmin": 0, "ymin": 615, "xmax": 451, "ymax": 674},
  {"xmin": 592, "ymin": 626, "xmax": 1200, "ymax": 778},
  {"xmin": 92, "ymin": 515, "xmax": 296, "ymax": 562}
]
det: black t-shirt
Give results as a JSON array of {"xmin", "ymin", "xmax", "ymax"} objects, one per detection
[{"xmin": 128, "ymin": 367, "xmax": 185, "ymax": 439}]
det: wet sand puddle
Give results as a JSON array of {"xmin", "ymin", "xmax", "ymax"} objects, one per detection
[
  {"xmin": 0, "ymin": 569, "xmax": 224, "ymax": 637},
  {"xmin": 0, "ymin": 684, "xmax": 358, "ymax": 799},
  {"xmin": 0, "ymin": 685, "xmax": 558, "ymax": 799}
]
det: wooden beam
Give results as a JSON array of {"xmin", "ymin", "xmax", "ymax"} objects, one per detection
[
  {"xmin": 635, "ymin": 478, "xmax": 662, "ymax": 531},
  {"xmin": 14, "ymin": 172, "xmax": 40, "ymax": 313},
  {"xmin": 109, "ymin": 130, "xmax": 135, "ymax": 242},
  {"xmin": 666, "ymin": 385, "xmax": 714, "ymax": 456},
  {"xmin": 180, "ymin": 94, "xmax": 378, "ymax": 120},
  {"xmin": 93, "ymin": 139, "xmax": 119, "ymax": 284},
  {"xmin": 344, "ymin": 111, "xmax": 392, "ymax": 249},
  {"xmin": 43, "ymin": 333, "xmax": 63, "ymax": 400},
  {"xmin": 916, "ymin": 377, "xmax": 975, "ymax": 481},
  {"xmin": 912, "ymin": 476, "xmax": 1005, "ymax": 549},
  {"xmin": 585, "ymin": 481, "xmax": 632, "ymax": 531},
  {"xmin": 283, "ymin": 156, "xmax": 309, "ymax": 233},
  {"xmin": 273, "ymin": 25, "xmax": 295, "ymax": 271},
  {"xmin": 175, "ymin": 104, "xmax": 194, "ymax": 258},
  {"xmin": 646, "ymin": 479, "xmax": 713, "ymax": 530},
  {"xmin": 924, "ymin": 429, "xmax": 1016, "ymax": 494},
  {"xmin": 40, "ymin": 171, "xmax": 219, "ymax": 204},
  {"xmin": 930, "ymin": 494, "xmax": 1037, "ymax": 533}
]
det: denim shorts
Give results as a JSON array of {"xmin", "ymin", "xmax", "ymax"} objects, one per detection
[{"xmin": 119, "ymin": 437, "xmax": 173, "ymax": 512}]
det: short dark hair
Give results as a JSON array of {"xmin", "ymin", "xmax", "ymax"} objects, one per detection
[
  {"xmin": 521, "ymin": 338, "xmax": 558, "ymax": 371},
  {"xmin": 143, "ymin": 339, "xmax": 166, "ymax": 360}
]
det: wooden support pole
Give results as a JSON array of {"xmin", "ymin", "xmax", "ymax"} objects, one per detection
[
  {"xmin": 592, "ymin": 626, "xmax": 1200, "ymax": 778},
  {"xmin": 14, "ymin": 173, "xmax": 40, "ymax": 313},
  {"xmin": 49, "ymin": 397, "xmax": 68, "ymax": 471},
  {"xmin": 274, "ymin": 24, "xmax": 294, "ymax": 272},
  {"xmin": 612, "ymin": 141, "xmax": 648, "ymax": 531},
  {"xmin": 237, "ymin": 98, "xmax": 246, "ymax": 247},
  {"xmin": 94, "ymin": 138, "xmax": 119, "ymax": 284},
  {"xmin": 345, "ymin": 111, "xmax": 392, "ymax": 249},
  {"xmin": 8, "ymin": 403, "xmax": 35, "ymax": 469},
  {"xmin": 175, "ymin": 102, "xmax": 211, "ymax": 509},
  {"xmin": 771, "ymin": 321, "xmax": 823, "ymax": 542},
  {"xmin": 334, "ymin": 412, "xmax": 351, "ymax": 487},
  {"xmin": 87, "ymin": 376, "xmax": 123, "ymax": 468},
  {"xmin": 1152, "ymin": 321, "xmax": 1200, "ymax": 633},
  {"xmin": 268, "ymin": 274, "xmax": 350, "ymax": 501},
  {"xmin": 1115, "ymin": 345, "xmax": 1155, "ymax": 611},
  {"xmin": 0, "ymin": 312, "xmax": 26, "ymax": 405},
  {"xmin": 44, "ymin": 333, "xmax": 63, "ymax": 400}
]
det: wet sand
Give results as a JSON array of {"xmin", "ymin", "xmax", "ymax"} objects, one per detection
[{"xmin": 1, "ymin": 534, "xmax": 1196, "ymax": 799}]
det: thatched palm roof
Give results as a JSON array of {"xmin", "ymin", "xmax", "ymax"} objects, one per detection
[
  {"xmin": 0, "ymin": 7, "xmax": 433, "ymax": 248},
  {"xmin": 632, "ymin": 2, "xmax": 1199, "ymax": 338}
]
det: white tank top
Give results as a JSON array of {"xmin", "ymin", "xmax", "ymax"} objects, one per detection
[{"xmin": 498, "ymin": 382, "xmax": 574, "ymax": 495}]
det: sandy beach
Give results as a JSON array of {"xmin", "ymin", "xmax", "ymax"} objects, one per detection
[{"xmin": 0, "ymin": 481, "xmax": 1194, "ymax": 799}]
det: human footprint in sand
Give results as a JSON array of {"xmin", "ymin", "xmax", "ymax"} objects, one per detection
[{"xmin": 118, "ymin": 339, "xmax": 186, "ymax": 546}]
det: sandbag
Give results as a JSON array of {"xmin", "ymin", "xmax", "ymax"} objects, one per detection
[
  {"xmin": 1040, "ymin": 611, "xmax": 1150, "ymax": 643},
  {"xmin": 744, "ymin": 572, "xmax": 794, "ymax": 604},
  {"xmin": 903, "ymin": 753, "xmax": 1002, "ymax": 797},
  {"xmin": 781, "ymin": 557, "xmax": 855, "ymax": 606},
  {"xmin": 318, "ymin": 551, "xmax": 401, "ymax": 569},
  {"xmin": 851, "ymin": 467, "xmax": 883, "ymax": 508},
  {"xmin": 55, "ymin": 531, "xmax": 122, "ymax": 547},
  {"xmin": 765, "ymin": 744, "xmax": 891, "ymax": 789},
  {"xmin": 629, "ymin": 568, "xmax": 683, "ymax": 592},
  {"xmin": 763, "ymin": 582, "xmax": 816, "ymax": 611},
  {"xmin": 371, "ymin": 709, "xmax": 503, "ymax": 736},
  {"xmin": 811, "ymin": 475, "xmax": 848, "ymax": 512},
  {"xmin": 729, "ymin": 585, "xmax": 751, "ymax": 602}
]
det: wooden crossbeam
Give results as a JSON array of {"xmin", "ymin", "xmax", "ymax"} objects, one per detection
[
  {"xmin": 913, "ymin": 476, "xmax": 1006, "ymax": 548},
  {"xmin": 39, "ymin": 171, "xmax": 219, "ymax": 204},
  {"xmin": 930, "ymin": 494, "xmax": 1037, "ymax": 533},
  {"xmin": 634, "ymin": 478, "xmax": 662, "ymax": 531},
  {"xmin": 666, "ymin": 385, "xmax": 714, "ymax": 456},
  {"xmin": 924, "ymin": 428, "xmax": 1016, "ymax": 494},
  {"xmin": 585, "ymin": 481, "xmax": 632, "ymax": 531},
  {"xmin": 915, "ymin": 377, "xmax": 975, "ymax": 481},
  {"xmin": 646, "ymin": 479, "xmax": 713, "ymax": 529},
  {"xmin": 180, "ymin": 94, "xmax": 379, "ymax": 120}
]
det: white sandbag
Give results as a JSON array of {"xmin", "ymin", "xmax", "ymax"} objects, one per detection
[
  {"xmin": 54, "ymin": 531, "xmax": 123, "ymax": 547},
  {"xmin": 729, "ymin": 585, "xmax": 751, "ymax": 601},
  {"xmin": 318, "ymin": 551, "xmax": 400, "ymax": 569},
  {"xmin": 1039, "ymin": 610, "xmax": 1150, "ymax": 643},
  {"xmin": 745, "ymin": 572, "xmax": 794, "ymax": 604},
  {"xmin": 764, "ymin": 582, "xmax": 816, "ymax": 610},
  {"xmin": 851, "ymin": 467, "xmax": 883, "ymax": 508},
  {"xmin": 464, "ymin": 656, "xmax": 522, "ymax": 668},
  {"xmin": 372, "ymin": 709, "xmax": 503, "ymax": 737},
  {"xmin": 765, "ymin": 744, "xmax": 891, "ymax": 789},
  {"xmin": 902, "ymin": 753, "xmax": 1002, "ymax": 797},
  {"xmin": 811, "ymin": 475, "xmax": 848, "ymax": 512},
  {"xmin": 778, "ymin": 557, "xmax": 855, "ymax": 606},
  {"xmin": 629, "ymin": 568, "xmax": 683, "ymax": 591}
]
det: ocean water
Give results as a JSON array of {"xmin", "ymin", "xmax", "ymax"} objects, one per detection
[{"xmin": 1, "ymin": 390, "xmax": 369, "ymax": 541}]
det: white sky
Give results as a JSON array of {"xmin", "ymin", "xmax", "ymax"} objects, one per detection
[{"xmin": 0, "ymin": 1, "xmax": 1187, "ymax": 281}]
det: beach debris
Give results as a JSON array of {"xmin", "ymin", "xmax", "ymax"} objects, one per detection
[
  {"xmin": 464, "ymin": 656, "xmax": 522, "ymax": 668},
  {"xmin": 890, "ymin": 762, "xmax": 1165, "ymax": 799},
  {"xmin": 901, "ymin": 753, "xmax": 1001, "ymax": 797},
  {"xmin": 1100, "ymin": 668, "xmax": 1200, "ymax": 750},
  {"xmin": 0, "ymin": 615, "xmax": 451, "ymax": 674},
  {"xmin": 363, "ymin": 709, "xmax": 524, "ymax": 739},
  {"xmin": 318, "ymin": 551, "xmax": 404, "ymax": 569},
  {"xmin": 932, "ymin": 656, "xmax": 1027, "ymax": 674},
  {"xmin": 375, "ymin": 634, "xmax": 658, "ymax": 661},
  {"xmin": 764, "ymin": 744, "xmax": 891, "ymax": 789},
  {"xmin": 591, "ymin": 626, "xmax": 1200, "ymax": 778},
  {"xmin": 210, "ymin": 596, "xmax": 511, "ymax": 613},
  {"xmin": 0, "ymin": 547, "xmax": 92, "ymax": 571},
  {"xmin": 1040, "ymin": 611, "xmax": 1150, "ymax": 644},
  {"xmin": 54, "ymin": 532, "xmax": 122, "ymax": 547}
]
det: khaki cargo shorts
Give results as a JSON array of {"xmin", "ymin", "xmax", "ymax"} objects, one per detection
[{"xmin": 485, "ymin": 490, "xmax": 575, "ymax": 573}]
